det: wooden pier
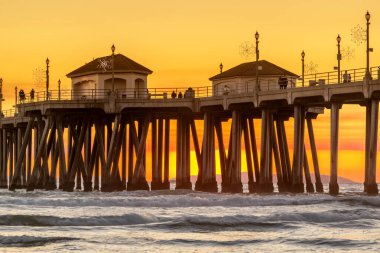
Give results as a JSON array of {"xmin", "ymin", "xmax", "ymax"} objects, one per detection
[{"xmin": 1, "ymin": 64, "xmax": 380, "ymax": 195}]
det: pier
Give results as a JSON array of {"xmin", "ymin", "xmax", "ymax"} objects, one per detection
[{"xmin": 0, "ymin": 55, "xmax": 380, "ymax": 195}]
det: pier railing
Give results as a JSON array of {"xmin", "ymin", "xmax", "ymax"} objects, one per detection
[
  {"xmin": 260, "ymin": 66, "xmax": 380, "ymax": 91},
  {"xmin": 1, "ymin": 108, "xmax": 16, "ymax": 118}
]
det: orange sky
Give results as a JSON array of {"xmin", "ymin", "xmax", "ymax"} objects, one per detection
[{"xmin": 1, "ymin": 0, "xmax": 380, "ymax": 182}]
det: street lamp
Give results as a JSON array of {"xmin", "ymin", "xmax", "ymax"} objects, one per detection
[
  {"xmin": 15, "ymin": 86, "xmax": 18, "ymax": 106},
  {"xmin": 219, "ymin": 63, "xmax": 223, "ymax": 73},
  {"xmin": 111, "ymin": 44, "xmax": 115, "ymax": 92},
  {"xmin": 0, "ymin": 78, "xmax": 3, "ymax": 115},
  {"xmin": 301, "ymin": 51, "xmax": 305, "ymax": 87},
  {"xmin": 255, "ymin": 31, "xmax": 260, "ymax": 91},
  {"xmin": 46, "ymin": 58, "xmax": 50, "ymax": 100},
  {"xmin": 337, "ymin": 35, "xmax": 342, "ymax": 84},
  {"xmin": 58, "ymin": 79, "xmax": 61, "ymax": 100},
  {"xmin": 365, "ymin": 11, "xmax": 372, "ymax": 80}
]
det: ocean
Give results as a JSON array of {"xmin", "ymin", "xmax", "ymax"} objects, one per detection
[{"xmin": 0, "ymin": 183, "xmax": 379, "ymax": 252}]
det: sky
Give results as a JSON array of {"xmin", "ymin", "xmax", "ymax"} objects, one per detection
[{"xmin": 0, "ymin": 0, "xmax": 380, "ymax": 182}]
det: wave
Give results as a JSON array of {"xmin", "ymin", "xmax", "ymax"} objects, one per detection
[
  {"xmin": 0, "ymin": 208, "xmax": 378, "ymax": 229},
  {"xmin": 3, "ymin": 189, "xmax": 380, "ymax": 208},
  {"xmin": 286, "ymin": 237, "xmax": 377, "ymax": 248},
  {"xmin": 0, "ymin": 235, "xmax": 77, "ymax": 247},
  {"xmin": 0, "ymin": 213, "xmax": 161, "ymax": 227}
]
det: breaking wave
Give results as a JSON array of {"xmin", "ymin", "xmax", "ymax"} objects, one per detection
[
  {"xmin": 1, "ymin": 190, "xmax": 380, "ymax": 208},
  {"xmin": 0, "ymin": 213, "xmax": 161, "ymax": 226},
  {"xmin": 0, "ymin": 235, "xmax": 77, "ymax": 247}
]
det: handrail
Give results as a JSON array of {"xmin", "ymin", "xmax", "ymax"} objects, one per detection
[{"xmin": 1, "ymin": 108, "xmax": 16, "ymax": 118}]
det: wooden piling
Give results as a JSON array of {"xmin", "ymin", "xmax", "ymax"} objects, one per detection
[
  {"xmin": 307, "ymin": 118, "xmax": 323, "ymax": 192},
  {"xmin": 367, "ymin": 99, "xmax": 379, "ymax": 194},
  {"xmin": 329, "ymin": 103, "xmax": 340, "ymax": 195}
]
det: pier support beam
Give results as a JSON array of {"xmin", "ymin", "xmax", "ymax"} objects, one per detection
[
  {"xmin": 175, "ymin": 115, "xmax": 192, "ymax": 190},
  {"xmin": 329, "ymin": 103, "xmax": 340, "ymax": 195},
  {"xmin": 163, "ymin": 118, "xmax": 170, "ymax": 189},
  {"xmin": 127, "ymin": 114, "xmax": 151, "ymax": 191},
  {"xmin": 258, "ymin": 109, "xmax": 274, "ymax": 193},
  {"xmin": 248, "ymin": 118, "xmax": 260, "ymax": 193},
  {"xmin": 291, "ymin": 105, "xmax": 305, "ymax": 193},
  {"xmin": 195, "ymin": 112, "xmax": 217, "ymax": 192},
  {"xmin": 151, "ymin": 117, "xmax": 167, "ymax": 190},
  {"xmin": 307, "ymin": 118, "xmax": 323, "ymax": 192},
  {"xmin": 367, "ymin": 99, "xmax": 379, "ymax": 194},
  {"xmin": 222, "ymin": 110, "xmax": 243, "ymax": 193}
]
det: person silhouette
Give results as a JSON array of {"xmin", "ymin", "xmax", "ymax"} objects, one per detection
[
  {"xmin": 19, "ymin": 89, "xmax": 25, "ymax": 103},
  {"xmin": 343, "ymin": 70, "xmax": 349, "ymax": 83},
  {"xmin": 30, "ymin": 89, "xmax": 35, "ymax": 101},
  {"xmin": 178, "ymin": 92, "xmax": 183, "ymax": 98}
]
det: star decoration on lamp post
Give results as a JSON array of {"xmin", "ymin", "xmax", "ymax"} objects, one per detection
[
  {"xmin": 32, "ymin": 67, "xmax": 45, "ymax": 91},
  {"xmin": 239, "ymin": 41, "xmax": 255, "ymax": 60},
  {"xmin": 351, "ymin": 24, "xmax": 366, "ymax": 46},
  {"xmin": 341, "ymin": 46, "xmax": 355, "ymax": 61},
  {"xmin": 97, "ymin": 57, "xmax": 112, "ymax": 72},
  {"xmin": 305, "ymin": 61, "xmax": 318, "ymax": 75}
]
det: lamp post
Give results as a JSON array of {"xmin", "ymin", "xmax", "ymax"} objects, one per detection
[
  {"xmin": 46, "ymin": 58, "xmax": 50, "ymax": 100},
  {"xmin": 111, "ymin": 44, "xmax": 115, "ymax": 92},
  {"xmin": 365, "ymin": 11, "xmax": 372, "ymax": 80},
  {"xmin": 301, "ymin": 51, "xmax": 305, "ymax": 87},
  {"xmin": 337, "ymin": 35, "xmax": 342, "ymax": 84},
  {"xmin": 58, "ymin": 79, "xmax": 61, "ymax": 100},
  {"xmin": 15, "ymin": 86, "xmax": 17, "ymax": 106},
  {"xmin": 255, "ymin": 31, "xmax": 260, "ymax": 91},
  {"xmin": 0, "ymin": 78, "xmax": 3, "ymax": 116},
  {"xmin": 219, "ymin": 63, "xmax": 223, "ymax": 73}
]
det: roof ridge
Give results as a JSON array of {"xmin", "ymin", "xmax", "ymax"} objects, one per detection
[
  {"xmin": 209, "ymin": 59, "xmax": 298, "ymax": 80},
  {"xmin": 67, "ymin": 53, "xmax": 152, "ymax": 77}
]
